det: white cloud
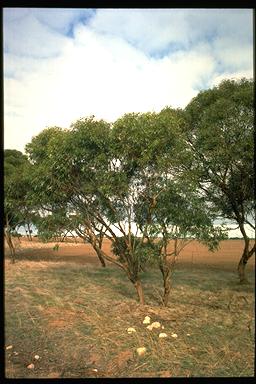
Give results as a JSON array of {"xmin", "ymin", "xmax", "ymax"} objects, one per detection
[
  {"xmin": 3, "ymin": 8, "xmax": 253, "ymax": 152},
  {"xmin": 212, "ymin": 37, "xmax": 253, "ymax": 71},
  {"xmin": 3, "ymin": 8, "xmax": 94, "ymax": 35},
  {"xmin": 26, "ymin": 8, "xmax": 94, "ymax": 34},
  {"xmin": 4, "ymin": 12, "xmax": 70, "ymax": 58},
  {"xmin": 209, "ymin": 69, "xmax": 253, "ymax": 88},
  {"xmin": 88, "ymin": 9, "xmax": 253, "ymax": 56},
  {"xmin": 88, "ymin": 9, "xmax": 190, "ymax": 55}
]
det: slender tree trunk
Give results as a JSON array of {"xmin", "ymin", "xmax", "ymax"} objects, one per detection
[
  {"xmin": 159, "ymin": 263, "xmax": 171, "ymax": 307},
  {"xmin": 159, "ymin": 237, "xmax": 173, "ymax": 307},
  {"xmin": 96, "ymin": 234, "xmax": 106, "ymax": 267},
  {"xmin": 5, "ymin": 229, "xmax": 16, "ymax": 264},
  {"xmin": 133, "ymin": 280, "xmax": 145, "ymax": 305},
  {"xmin": 5, "ymin": 215, "xmax": 16, "ymax": 263},
  {"xmin": 87, "ymin": 232, "xmax": 145, "ymax": 303},
  {"xmin": 77, "ymin": 230, "xmax": 106, "ymax": 267},
  {"xmin": 27, "ymin": 222, "xmax": 33, "ymax": 241},
  {"xmin": 162, "ymin": 272, "xmax": 171, "ymax": 307},
  {"xmin": 95, "ymin": 248, "xmax": 106, "ymax": 267},
  {"xmin": 60, "ymin": 232, "xmax": 67, "ymax": 242},
  {"xmin": 238, "ymin": 239, "xmax": 255, "ymax": 283},
  {"xmin": 236, "ymin": 217, "xmax": 255, "ymax": 283},
  {"xmin": 92, "ymin": 236, "xmax": 106, "ymax": 267}
]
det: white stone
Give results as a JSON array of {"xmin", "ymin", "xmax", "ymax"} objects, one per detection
[
  {"xmin": 151, "ymin": 321, "xmax": 161, "ymax": 329},
  {"xmin": 127, "ymin": 327, "xmax": 136, "ymax": 334},
  {"xmin": 171, "ymin": 333, "xmax": 178, "ymax": 338},
  {"xmin": 34, "ymin": 355, "xmax": 40, "ymax": 360},
  {"xmin": 136, "ymin": 347, "xmax": 147, "ymax": 356},
  {"xmin": 6, "ymin": 345, "xmax": 13, "ymax": 350},
  {"xmin": 147, "ymin": 321, "xmax": 161, "ymax": 330},
  {"xmin": 27, "ymin": 363, "xmax": 35, "ymax": 369},
  {"xmin": 159, "ymin": 333, "xmax": 168, "ymax": 338},
  {"xmin": 142, "ymin": 316, "xmax": 151, "ymax": 324}
]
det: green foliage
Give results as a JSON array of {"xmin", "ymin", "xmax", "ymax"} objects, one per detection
[
  {"xmin": 4, "ymin": 149, "xmax": 28, "ymax": 175},
  {"xmin": 4, "ymin": 149, "xmax": 35, "ymax": 233},
  {"xmin": 133, "ymin": 164, "xmax": 227, "ymax": 250},
  {"xmin": 112, "ymin": 109, "xmax": 186, "ymax": 174},
  {"xmin": 111, "ymin": 235, "xmax": 158, "ymax": 269},
  {"xmin": 34, "ymin": 209, "xmax": 72, "ymax": 242},
  {"xmin": 25, "ymin": 126, "xmax": 64, "ymax": 164},
  {"xmin": 184, "ymin": 78, "xmax": 254, "ymax": 233},
  {"xmin": 17, "ymin": 78, "xmax": 253, "ymax": 299}
]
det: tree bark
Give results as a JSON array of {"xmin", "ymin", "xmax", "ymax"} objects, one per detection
[
  {"xmin": 235, "ymin": 216, "xmax": 255, "ymax": 283},
  {"xmin": 96, "ymin": 234, "xmax": 106, "ymax": 267},
  {"xmin": 162, "ymin": 273, "xmax": 171, "ymax": 307},
  {"xmin": 5, "ymin": 230, "xmax": 16, "ymax": 263},
  {"xmin": 238, "ymin": 240, "xmax": 255, "ymax": 283},
  {"xmin": 133, "ymin": 280, "xmax": 145, "ymax": 305},
  {"xmin": 27, "ymin": 222, "xmax": 33, "ymax": 241},
  {"xmin": 159, "ymin": 242, "xmax": 173, "ymax": 307},
  {"xmin": 86, "ymin": 232, "xmax": 145, "ymax": 303},
  {"xmin": 95, "ymin": 248, "xmax": 106, "ymax": 267}
]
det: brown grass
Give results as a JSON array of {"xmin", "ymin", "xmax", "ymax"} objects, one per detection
[{"xmin": 4, "ymin": 238, "xmax": 255, "ymax": 378}]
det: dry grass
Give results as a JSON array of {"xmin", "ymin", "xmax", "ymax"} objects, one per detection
[{"xmin": 4, "ymin": 240, "xmax": 255, "ymax": 378}]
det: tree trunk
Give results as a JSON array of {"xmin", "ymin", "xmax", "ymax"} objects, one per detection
[
  {"xmin": 159, "ymin": 247, "xmax": 172, "ymax": 307},
  {"xmin": 236, "ymin": 217, "xmax": 255, "ymax": 283},
  {"xmin": 27, "ymin": 222, "xmax": 33, "ymax": 241},
  {"xmin": 5, "ymin": 230, "xmax": 16, "ymax": 263},
  {"xmin": 238, "ymin": 239, "xmax": 255, "ymax": 283},
  {"xmin": 133, "ymin": 280, "xmax": 145, "ymax": 305},
  {"xmin": 88, "ymin": 234, "xmax": 145, "ymax": 302},
  {"xmin": 60, "ymin": 231, "xmax": 68, "ymax": 242},
  {"xmin": 162, "ymin": 273, "xmax": 171, "ymax": 307},
  {"xmin": 95, "ymin": 248, "xmax": 106, "ymax": 267}
]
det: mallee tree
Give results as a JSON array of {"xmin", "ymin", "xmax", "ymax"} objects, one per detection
[{"xmin": 184, "ymin": 78, "xmax": 255, "ymax": 283}]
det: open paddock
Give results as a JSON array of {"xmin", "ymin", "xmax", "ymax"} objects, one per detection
[
  {"xmin": 4, "ymin": 237, "xmax": 255, "ymax": 378},
  {"xmin": 5, "ymin": 237, "xmax": 255, "ymax": 272}
]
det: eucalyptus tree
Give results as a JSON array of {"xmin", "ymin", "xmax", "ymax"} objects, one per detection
[
  {"xmin": 120, "ymin": 109, "xmax": 227, "ymax": 306},
  {"xmin": 109, "ymin": 110, "xmax": 188, "ymax": 303},
  {"xmin": 135, "ymin": 180, "xmax": 227, "ymax": 306},
  {"xmin": 4, "ymin": 149, "xmax": 34, "ymax": 262},
  {"xmin": 25, "ymin": 118, "xmax": 154, "ymax": 303},
  {"xmin": 25, "ymin": 111, "xmax": 194, "ymax": 304},
  {"xmin": 183, "ymin": 78, "xmax": 255, "ymax": 283},
  {"xmin": 25, "ymin": 125, "xmax": 107, "ymax": 267}
]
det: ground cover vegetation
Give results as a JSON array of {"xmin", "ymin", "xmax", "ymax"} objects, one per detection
[{"xmin": 4, "ymin": 258, "xmax": 255, "ymax": 378}]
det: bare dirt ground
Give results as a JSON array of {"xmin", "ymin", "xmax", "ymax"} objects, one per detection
[{"xmin": 5, "ymin": 237, "xmax": 255, "ymax": 271}]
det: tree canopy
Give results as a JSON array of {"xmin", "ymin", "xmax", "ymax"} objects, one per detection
[
  {"xmin": 5, "ymin": 77, "xmax": 254, "ymax": 297},
  {"xmin": 183, "ymin": 78, "xmax": 255, "ymax": 282}
]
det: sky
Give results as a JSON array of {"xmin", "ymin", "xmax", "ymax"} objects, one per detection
[
  {"xmin": 4, "ymin": 8, "xmax": 253, "ymax": 152},
  {"xmin": 3, "ymin": 8, "xmax": 254, "ymax": 238}
]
